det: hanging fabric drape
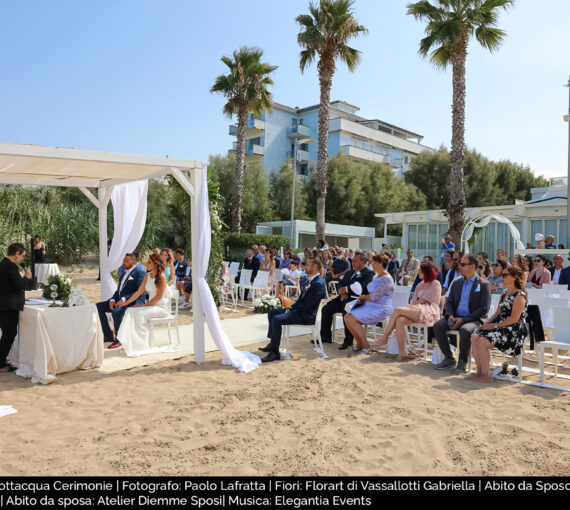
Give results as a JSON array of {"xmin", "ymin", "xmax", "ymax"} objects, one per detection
[
  {"xmin": 101, "ymin": 180, "xmax": 149, "ymax": 300},
  {"xmin": 196, "ymin": 164, "xmax": 261, "ymax": 373},
  {"xmin": 462, "ymin": 214, "xmax": 524, "ymax": 254}
]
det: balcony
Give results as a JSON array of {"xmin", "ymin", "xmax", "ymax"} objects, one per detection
[
  {"xmin": 287, "ymin": 124, "xmax": 311, "ymax": 139},
  {"xmin": 228, "ymin": 117, "xmax": 265, "ymax": 140},
  {"xmin": 287, "ymin": 149, "xmax": 310, "ymax": 162},
  {"xmin": 339, "ymin": 145, "xmax": 389, "ymax": 164},
  {"xmin": 229, "ymin": 142, "xmax": 264, "ymax": 162}
]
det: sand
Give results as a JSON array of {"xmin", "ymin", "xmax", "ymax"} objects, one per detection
[{"xmin": 2, "ymin": 266, "xmax": 570, "ymax": 476}]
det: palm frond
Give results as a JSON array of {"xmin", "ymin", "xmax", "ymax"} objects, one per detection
[
  {"xmin": 430, "ymin": 44, "xmax": 452, "ymax": 69},
  {"xmin": 474, "ymin": 26, "xmax": 506, "ymax": 51}
]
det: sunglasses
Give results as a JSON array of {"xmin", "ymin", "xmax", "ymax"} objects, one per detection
[
  {"xmin": 534, "ymin": 259, "xmax": 543, "ymax": 263},
  {"xmin": 501, "ymin": 272, "xmax": 511, "ymax": 277},
  {"xmin": 459, "ymin": 262, "xmax": 475, "ymax": 267},
  {"xmin": 492, "ymin": 263, "xmax": 500, "ymax": 267}
]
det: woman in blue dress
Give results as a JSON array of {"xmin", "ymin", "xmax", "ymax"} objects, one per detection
[{"xmin": 344, "ymin": 253, "xmax": 394, "ymax": 353}]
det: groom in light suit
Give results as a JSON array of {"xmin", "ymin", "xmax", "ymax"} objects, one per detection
[{"xmin": 96, "ymin": 253, "xmax": 146, "ymax": 348}]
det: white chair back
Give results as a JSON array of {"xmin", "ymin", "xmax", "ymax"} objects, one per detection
[
  {"xmin": 391, "ymin": 292, "xmax": 410, "ymax": 309},
  {"xmin": 553, "ymin": 307, "xmax": 570, "ymax": 344},
  {"xmin": 253, "ymin": 270, "xmax": 270, "ymax": 289},
  {"xmin": 228, "ymin": 262, "xmax": 240, "ymax": 278},
  {"xmin": 239, "ymin": 268, "xmax": 252, "ymax": 286},
  {"xmin": 394, "ymin": 285, "xmax": 411, "ymax": 294},
  {"xmin": 489, "ymin": 294, "xmax": 501, "ymax": 316},
  {"xmin": 274, "ymin": 269, "xmax": 283, "ymax": 283}
]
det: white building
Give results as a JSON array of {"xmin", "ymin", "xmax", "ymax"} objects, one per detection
[{"xmin": 375, "ymin": 178, "xmax": 569, "ymax": 261}]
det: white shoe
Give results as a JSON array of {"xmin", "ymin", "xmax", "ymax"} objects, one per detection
[{"xmin": 180, "ymin": 301, "xmax": 191, "ymax": 309}]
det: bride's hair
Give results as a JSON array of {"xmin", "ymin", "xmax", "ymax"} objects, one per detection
[{"xmin": 149, "ymin": 253, "xmax": 166, "ymax": 288}]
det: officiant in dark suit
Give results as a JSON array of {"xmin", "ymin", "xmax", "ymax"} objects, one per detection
[
  {"xmin": 318, "ymin": 252, "xmax": 374, "ymax": 350},
  {"xmin": 96, "ymin": 253, "xmax": 146, "ymax": 347},
  {"xmin": 260, "ymin": 257, "xmax": 326, "ymax": 363},
  {"xmin": 0, "ymin": 243, "xmax": 33, "ymax": 372}
]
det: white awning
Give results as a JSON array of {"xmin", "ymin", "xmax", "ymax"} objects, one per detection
[{"xmin": 0, "ymin": 142, "xmax": 201, "ymax": 188}]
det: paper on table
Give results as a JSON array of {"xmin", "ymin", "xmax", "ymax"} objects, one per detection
[
  {"xmin": 25, "ymin": 299, "xmax": 52, "ymax": 306},
  {"xmin": 0, "ymin": 405, "xmax": 17, "ymax": 418}
]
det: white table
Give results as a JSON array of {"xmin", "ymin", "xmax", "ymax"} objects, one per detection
[
  {"xmin": 35, "ymin": 263, "xmax": 62, "ymax": 285},
  {"xmin": 8, "ymin": 304, "xmax": 104, "ymax": 384}
]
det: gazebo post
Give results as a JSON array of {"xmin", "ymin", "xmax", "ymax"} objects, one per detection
[
  {"xmin": 98, "ymin": 186, "xmax": 113, "ymax": 300},
  {"xmin": 191, "ymin": 168, "xmax": 205, "ymax": 364}
]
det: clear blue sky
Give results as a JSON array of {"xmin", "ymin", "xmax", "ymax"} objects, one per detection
[{"xmin": 1, "ymin": 0, "xmax": 569, "ymax": 179}]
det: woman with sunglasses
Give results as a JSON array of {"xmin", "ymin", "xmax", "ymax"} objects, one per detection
[
  {"xmin": 528, "ymin": 254, "xmax": 551, "ymax": 289},
  {"xmin": 469, "ymin": 266, "xmax": 528, "ymax": 383},
  {"xmin": 488, "ymin": 260, "xmax": 507, "ymax": 294}
]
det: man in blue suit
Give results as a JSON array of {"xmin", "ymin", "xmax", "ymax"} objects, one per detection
[
  {"xmin": 96, "ymin": 253, "xmax": 146, "ymax": 348},
  {"xmin": 260, "ymin": 257, "xmax": 326, "ymax": 363},
  {"xmin": 558, "ymin": 253, "xmax": 570, "ymax": 289}
]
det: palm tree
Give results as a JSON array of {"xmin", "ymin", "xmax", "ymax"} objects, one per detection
[
  {"xmin": 296, "ymin": 0, "xmax": 367, "ymax": 243},
  {"xmin": 211, "ymin": 46, "xmax": 277, "ymax": 233},
  {"xmin": 407, "ymin": 0, "xmax": 513, "ymax": 246}
]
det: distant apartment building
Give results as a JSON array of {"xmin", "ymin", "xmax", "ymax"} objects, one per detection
[{"xmin": 228, "ymin": 100, "xmax": 433, "ymax": 177}]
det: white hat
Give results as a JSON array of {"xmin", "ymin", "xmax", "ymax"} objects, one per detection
[{"xmin": 535, "ymin": 233, "xmax": 544, "ymax": 241}]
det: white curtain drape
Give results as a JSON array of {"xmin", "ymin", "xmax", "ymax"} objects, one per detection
[
  {"xmin": 462, "ymin": 214, "xmax": 524, "ymax": 254},
  {"xmin": 196, "ymin": 164, "xmax": 261, "ymax": 373},
  {"xmin": 101, "ymin": 180, "xmax": 149, "ymax": 300}
]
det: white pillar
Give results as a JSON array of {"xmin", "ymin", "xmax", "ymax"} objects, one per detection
[
  {"xmin": 98, "ymin": 187, "xmax": 112, "ymax": 300},
  {"xmin": 191, "ymin": 168, "xmax": 205, "ymax": 364}
]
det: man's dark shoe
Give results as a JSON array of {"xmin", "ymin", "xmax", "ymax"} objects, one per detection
[
  {"xmin": 311, "ymin": 339, "xmax": 332, "ymax": 344},
  {"xmin": 261, "ymin": 352, "xmax": 280, "ymax": 363},
  {"xmin": 339, "ymin": 342, "xmax": 352, "ymax": 350},
  {"xmin": 258, "ymin": 344, "xmax": 273, "ymax": 353}
]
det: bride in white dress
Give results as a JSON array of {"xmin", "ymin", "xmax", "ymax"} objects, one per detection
[{"xmin": 116, "ymin": 253, "xmax": 171, "ymax": 356}]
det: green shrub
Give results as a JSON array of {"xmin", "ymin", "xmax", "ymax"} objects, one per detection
[{"xmin": 223, "ymin": 233, "xmax": 290, "ymax": 261}]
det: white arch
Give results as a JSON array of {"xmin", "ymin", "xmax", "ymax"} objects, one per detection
[{"xmin": 461, "ymin": 214, "xmax": 524, "ymax": 254}]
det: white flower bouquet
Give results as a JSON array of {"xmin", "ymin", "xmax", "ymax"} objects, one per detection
[
  {"xmin": 253, "ymin": 294, "xmax": 282, "ymax": 314},
  {"xmin": 41, "ymin": 275, "xmax": 79, "ymax": 307}
]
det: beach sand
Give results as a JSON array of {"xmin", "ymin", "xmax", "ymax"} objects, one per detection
[{"xmin": 2, "ymin": 267, "xmax": 570, "ymax": 476}]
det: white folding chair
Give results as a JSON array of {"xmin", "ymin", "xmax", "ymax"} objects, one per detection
[
  {"xmin": 147, "ymin": 293, "xmax": 181, "ymax": 351},
  {"xmin": 282, "ymin": 323, "xmax": 328, "ymax": 360},
  {"xmin": 235, "ymin": 268, "xmax": 252, "ymax": 304},
  {"xmin": 539, "ymin": 307, "xmax": 570, "ymax": 385},
  {"xmin": 228, "ymin": 262, "xmax": 240, "ymax": 279}
]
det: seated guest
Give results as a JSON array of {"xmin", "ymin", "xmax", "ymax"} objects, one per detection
[
  {"xmin": 433, "ymin": 254, "xmax": 491, "ymax": 374},
  {"xmin": 387, "ymin": 252, "xmax": 399, "ymax": 282},
  {"xmin": 535, "ymin": 233, "xmax": 545, "ymax": 249},
  {"xmin": 469, "ymin": 266, "xmax": 528, "ymax": 383},
  {"xmin": 279, "ymin": 250, "xmax": 293, "ymax": 269},
  {"xmin": 550, "ymin": 254, "xmax": 564, "ymax": 284},
  {"xmin": 318, "ymin": 239, "xmax": 329, "ymax": 250},
  {"xmin": 558, "ymin": 253, "xmax": 570, "ymax": 289},
  {"xmin": 161, "ymin": 248, "xmax": 176, "ymax": 290},
  {"xmin": 344, "ymin": 254, "xmax": 394, "ymax": 354},
  {"xmin": 440, "ymin": 250, "xmax": 454, "ymax": 284},
  {"xmin": 258, "ymin": 248, "xmax": 276, "ymax": 293},
  {"xmin": 545, "ymin": 235, "xmax": 556, "ymax": 250},
  {"xmin": 488, "ymin": 260, "xmax": 507, "ymax": 294},
  {"xmin": 476, "ymin": 251, "xmax": 489, "ymax": 267},
  {"xmin": 528, "ymin": 254, "xmax": 551, "ymax": 288},
  {"xmin": 496, "ymin": 248, "xmax": 507, "ymax": 262},
  {"xmin": 96, "ymin": 253, "xmax": 146, "ymax": 348},
  {"xmin": 326, "ymin": 250, "xmax": 350, "ymax": 285},
  {"xmin": 259, "ymin": 258, "xmax": 326, "ymax": 363},
  {"xmin": 276, "ymin": 259, "xmax": 300, "ymax": 297},
  {"xmin": 372, "ymin": 261, "xmax": 441, "ymax": 361},
  {"xmin": 318, "ymin": 253, "xmax": 374, "ymax": 349},
  {"xmin": 0, "ymin": 243, "xmax": 33, "ymax": 372},
  {"xmin": 477, "ymin": 261, "xmax": 491, "ymax": 281},
  {"xmin": 239, "ymin": 248, "xmax": 260, "ymax": 300},
  {"xmin": 442, "ymin": 251, "xmax": 461, "ymax": 295},
  {"xmin": 512, "ymin": 254, "xmax": 530, "ymax": 287},
  {"xmin": 180, "ymin": 259, "xmax": 192, "ymax": 309},
  {"xmin": 174, "ymin": 249, "xmax": 188, "ymax": 299},
  {"xmin": 410, "ymin": 256, "xmax": 441, "ymax": 300},
  {"xmin": 398, "ymin": 249, "xmax": 420, "ymax": 286}
]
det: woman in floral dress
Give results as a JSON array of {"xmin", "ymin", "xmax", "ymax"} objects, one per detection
[{"xmin": 469, "ymin": 265, "xmax": 528, "ymax": 383}]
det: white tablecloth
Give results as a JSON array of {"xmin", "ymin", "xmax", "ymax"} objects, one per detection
[
  {"xmin": 35, "ymin": 263, "xmax": 62, "ymax": 285},
  {"xmin": 8, "ymin": 304, "xmax": 104, "ymax": 384}
]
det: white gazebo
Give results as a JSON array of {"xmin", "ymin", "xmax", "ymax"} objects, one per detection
[{"xmin": 0, "ymin": 142, "xmax": 207, "ymax": 363}]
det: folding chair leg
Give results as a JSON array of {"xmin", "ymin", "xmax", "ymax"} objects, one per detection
[
  {"xmin": 539, "ymin": 343, "xmax": 545, "ymax": 385},
  {"xmin": 280, "ymin": 326, "xmax": 292, "ymax": 360},
  {"xmin": 312, "ymin": 327, "xmax": 328, "ymax": 359}
]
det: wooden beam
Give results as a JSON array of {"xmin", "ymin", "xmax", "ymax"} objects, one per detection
[
  {"xmin": 79, "ymin": 187, "xmax": 99, "ymax": 208},
  {"xmin": 171, "ymin": 167, "xmax": 195, "ymax": 197}
]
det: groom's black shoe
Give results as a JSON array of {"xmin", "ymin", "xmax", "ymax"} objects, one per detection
[
  {"xmin": 339, "ymin": 341, "xmax": 352, "ymax": 350},
  {"xmin": 261, "ymin": 352, "xmax": 280, "ymax": 363},
  {"xmin": 311, "ymin": 339, "xmax": 332, "ymax": 344},
  {"xmin": 259, "ymin": 344, "xmax": 273, "ymax": 353}
]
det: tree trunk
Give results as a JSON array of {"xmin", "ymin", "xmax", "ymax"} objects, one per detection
[
  {"xmin": 316, "ymin": 56, "xmax": 334, "ymax": 244},
  {"xmin": 232, "ymin": 108, "xmax": 248, "ymax": 233},
  {"xmin": 447, "ymin": 35, "xmax": 467, "ymax": 249}
]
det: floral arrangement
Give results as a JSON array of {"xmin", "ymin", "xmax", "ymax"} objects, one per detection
[
  {"xmin": 253, "ymin": 294, "xmax": 282, "ymax": 314},
  {"xmin": 41, "ymin": 275, "xmax": 74, "ymax": 307}
]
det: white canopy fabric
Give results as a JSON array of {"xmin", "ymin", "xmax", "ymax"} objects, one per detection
[
  {"xmin": 102, "ymin": 180, "xmax": 149, "ymax": 300},
  {"xmin": 196, "ymin": 164, "xmax": 262, "ymax": 373},
  {"xmin": 0, "ymin": 142, "xmax": 207, "ymax": 365}
]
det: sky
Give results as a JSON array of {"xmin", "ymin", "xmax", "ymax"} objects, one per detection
[{"xmin": 1, "ymin": 0, "xmax": 569, "ymax": 179}]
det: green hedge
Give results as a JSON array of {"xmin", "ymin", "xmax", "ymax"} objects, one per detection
[{"xmin": 223, "ymin": 233, "xmax": 290, "ymax": 261}]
